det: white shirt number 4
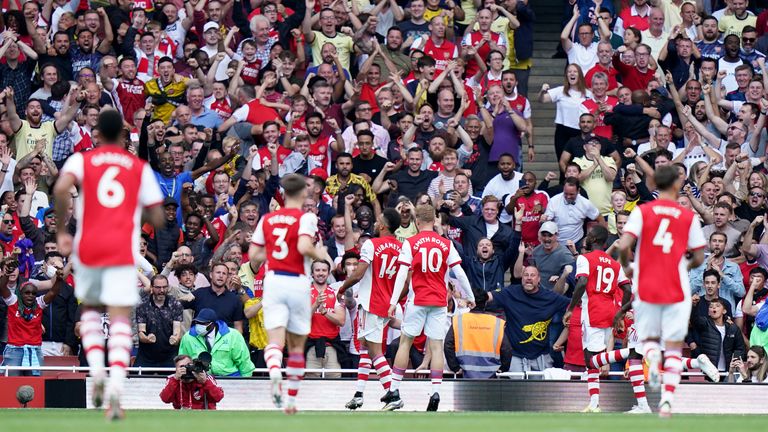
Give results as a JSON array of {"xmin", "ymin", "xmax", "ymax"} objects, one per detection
[
  {"xmin": 97, "ymin": 167, "xmax": 125, "ymax": 208},
  {"xmin": 652, "ymin": 218, "xmax": 674, "ymax": 254}
]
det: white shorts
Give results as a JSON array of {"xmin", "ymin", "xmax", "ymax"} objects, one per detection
[
  {"xmin": 357, "ymin": 309, "xmax": 389, "ymax": 344},
  {"xmin": 581, "ymin": 324, "xmax": 612, "ymax": 352},
  {"xmin": 262, "ymin": 271, "xmax": 312, "ymax": 336},
  {"xmin": 632, "ymin": 299, "xmax": 691, "ymax": 343},
  {"xmin": 74, "ymin": 264, "xmax": 139, "ymax": 307},
  {"xmin": 401, "ymin": 304, "xmax": 447, "ymax": 340}
]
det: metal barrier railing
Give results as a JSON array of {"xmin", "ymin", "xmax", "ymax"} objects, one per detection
[{"xmin": 0, "ymin": 365, "xmax": 718, "ymax": 379}]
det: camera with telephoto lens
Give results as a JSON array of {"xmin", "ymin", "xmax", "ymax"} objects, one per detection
[{"xmin": 181, "ymin": 352, "xmax": 212, "ymax": 382}]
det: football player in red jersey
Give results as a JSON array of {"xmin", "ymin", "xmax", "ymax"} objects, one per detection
[
  {"xmin": 384, "ymin": 204, "xmax": 475, "ymax": 412},
  {"xmin": 564, "ymin": 226, "xmax": 635, "ymax": 413},
  {"xmin": 54, "ymin": 110, "xmax": 165, "ymax": 420},
  {"xmin": 337, "ymin": 207, "xmax": 402, "ymax": 410},
  {"xmin": 249, "ymin": 173, "xmax": 333, "ymax": 414},
  {"xmin": 617, "ymin": 165, "xmax": 706, "ymax": 417}
]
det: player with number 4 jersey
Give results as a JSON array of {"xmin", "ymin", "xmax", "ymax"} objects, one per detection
[
  {"xmin": 618, "ymin": 166, "xmax": 706, "ymax": 418},
  {"xmin": 54, "ymin": 110, "xmax": 166, "ymax": 421},
  {"xmin": 248, "ymin": 174, "xmax": 333, "ymax": 415},
  {"xmin": 337, "ymin": 208, "xmax": 402, "ymax": 410},
  {"xmin": 384, "ymin": 204, "xmax": 475, "ymax": 412}
]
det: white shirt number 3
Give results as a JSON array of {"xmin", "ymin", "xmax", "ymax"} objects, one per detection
[{"xmin": 97, "ymin": 167, "xmax": 125, "ymax": 208}]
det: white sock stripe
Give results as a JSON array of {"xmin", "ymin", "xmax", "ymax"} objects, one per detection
[{"xmin": 285, "ymin": 367, "xmax": 304, "ymax": 376}]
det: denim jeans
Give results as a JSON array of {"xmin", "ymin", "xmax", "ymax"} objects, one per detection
[{"xmin": 2, "ymin": 345, "xmax": 44, "ymax": 376}]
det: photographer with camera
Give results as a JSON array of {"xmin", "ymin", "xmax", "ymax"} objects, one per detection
[
  {"xmin": 177, "ymin": 308, "xmax": 254, "ymax": 377},
  {"xmin": 159, "ymin": 353, "xmax": 224, "ymax": 409}
]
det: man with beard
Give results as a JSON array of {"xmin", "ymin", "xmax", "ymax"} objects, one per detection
[
  {"xmin": 736, "ymin": 186, "xmax": 768, "ymax": 221},
  {"xmin": 37, "ymin": 32, "xmax": 74, "ymax": 83},
  {"xmin": 501, "ymin": 71, "xmax": 534, "ymax": 144},
  {"xmin": 375, "ymin": 27, "xmax": 410, "ymax": 77},
  {"xmin": 508, "ymin": 171, "xmax": 548, "ymax": 246},
  {"xmin": 184, "ymin": 262, "xmax": 246, "ymax": 333},
  {"xmin": 403, "ymin": 104, "xmax": 438, "ymax": 152},
  {"xmin": 144, "ymin": 57, "xmax": 189, "ymax": 123},
  {"xmin": 325, "ymin": 153, "xmax": 379, "ymax": 213},
  {"xmin": 702, "ymin": 203, "xmax": 742, "ymax": 256},
  {"xmin": 374, "ymin": 148, "xmax": 437, "ymax": 201},
  {"xmin": 106, "ymin": 57, "xmax": 146, "ymax": 127},
  {"xmin": 559, "ymin": 113, "xmax": 618, "ymax": 175},
  {"xmin": 305, "ymin": 260, "xmax": 346, "ymax": 377},
  {"xmin": 618, "ymin": 163, "xmax": 655, "ymax": 211},
  {"xmin": 4, "ymin": 87, "xmax": 79, "ymax": 161},
  {"xmin": 696, "ymin": 16, "xmax": 723, "ymax": 60},
  {"xmin": 183, "ymin": 213, "xmax": 219, "ymax": 273},
  {"xmin": 460, "ymin": 219, "xmax": 522, "ymax": 294},
  {"xmin": 0, "ymin": 39, "xmax": 36, "ymax": 110},
  {"xmin": 514, "ymin": 221, "xmax": 574, "ymax": 292},
  {"xmin": 135, "ymin": 275, "xmax": 183, "ymax": 368},
  {"xmin": 690, "ymin": 232, "xmax": 745, "ymax": 312},
  {"xmin": 487, "ymin": 266, "xmax": 570, "ymax": 372},
  {"xmin": 149, "ymin": 143, "xmax": 238, "ymax": 223},
  {"xmin": 69, "ymin": 24, "xmax": 113, "ymax": 78},
  {"xmin": 719, "ymin": 35, "xmax": 750, "ymax": 93},
  {"xmin": 482, "ymin": 153, "xmax": 523, "ymax": 221},
  {"xmin": 574, "ymin": 138, "xmax": 617, "ymax": 216}
]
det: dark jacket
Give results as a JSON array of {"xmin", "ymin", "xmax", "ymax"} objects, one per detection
[
  {"xmin": 459, "ymin": 231, "xmax": 521, "ymax": 293},
  {"xmin": 151, "ymin": 220, "xmax": 183, "ymax": 269},
  {"xmin": 448, "ymin": 214, "xmax": 513, "ymax": 259},
  {"xmin": 513, "ymin": 2, "xmax": 535, "ymax": 61},
  {"xmin": 39, "ymin": 278, "xmax": 78, "ymax": 352},
  {"xmin": 691, "ymin": 303, "xmax": 746, "ymax": 370}
]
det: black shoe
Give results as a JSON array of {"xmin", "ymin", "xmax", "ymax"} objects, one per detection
[
  {"xmin": 426, "ymin": 393, "xmax": 440, "ymax": 412},
  {"xmin": 380, "ymin": 390, "xmax": 395, "ymax": 403}
]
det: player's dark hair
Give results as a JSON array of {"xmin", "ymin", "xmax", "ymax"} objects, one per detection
[
  {"xmin": 653, "ymin": 165, "xmax": 679, "ymax": 192},
  {"xmin": 381, "ymin": 208, "xmax": 401, "ymax": 234},
  {"xmin": 703, "ymin": 268, "xmax": 721, "ymax": 283},
  {"xmin": 586, "ymin": 225, "xmax": 610, "ymax": 251},
  {"xmin": 280, "ymin": 174, "xmax": 307, "ymax": 199},
  {"xmin": 97, "ymin": 110, "xmax": 125, "ymax": 142}
]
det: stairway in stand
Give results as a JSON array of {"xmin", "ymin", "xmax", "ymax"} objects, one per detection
[{"xmin": 522, "ymin": 0, "xmax": 566, "ymax": 181}]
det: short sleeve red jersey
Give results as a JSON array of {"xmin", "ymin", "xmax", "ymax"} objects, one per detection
[
  {"xmin": 580, "ymin": 96, "xmax": 618, "ymax": 140},
  {"xmin": 251, "ymin": 208, "xmax": 318, "ymax": 275},
  {"xmin": 358, "ymin": 236, "xmax": 402, "ymax": 317},
  {"xmin": 422, "ymin": 39, "xmax": 459, "ymax": 75},
  {"xmin": 60, "ymin": 147, "xmax": 163, "ymax": 266},
  {"xmin": 5, "ymin": 294, "xmax": 47, "ymax": 346},
  {"xmin": 240, "ymin": 58, "xmax": 263, "ymax": 86},
  {"xmin": 575, "ymin": 250, "xmax": 630, "ymax": 328},
  {"xmin": 623, "ymin": 199, "xmax": 706, "ymax": 304},
  {"xmin": 309, "ymin": 136, "xmax": 333, "ymax": 174},
  {"xmin": 114, "ymin": 78, "xmax": 146, "ymax": 125},
  {"xmin": 516, "ymin": 191, "xmax": 549, "ymax": 245},
  {"xmin": 308, "ymin": 284, "xmax": 340, "ymax": 339},
  {"xmin": 397, "ymin": 231, "xmax": 461, "ymax": 307}
]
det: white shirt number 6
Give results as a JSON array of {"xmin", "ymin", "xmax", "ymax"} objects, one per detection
[{"xmin": 97, "ymin": 167, "xmax": 126, "ymax": 208}]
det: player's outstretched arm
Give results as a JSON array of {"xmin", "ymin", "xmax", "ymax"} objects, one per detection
[
  {"xmin": 566, "ymin": 276, "xmax": 588, "ymax": 316},
  {"xmin": 687, "ymin": 247, "xmax": 705, "ymax": 270},
  {"xmin": 297, "ymin": 235, "xmax": 333, "ymax": 264},
  {"xmin": 451, "ymin": 265, "xmax": 475, "ymax": 305},
  {"xmin": 248, "ymin": 243, "xmax": 265, "ymax": 269}
]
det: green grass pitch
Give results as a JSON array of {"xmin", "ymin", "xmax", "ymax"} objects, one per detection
[{"xmin": 1, "ymin": 410, "xmax": 767, "ymax": 432}]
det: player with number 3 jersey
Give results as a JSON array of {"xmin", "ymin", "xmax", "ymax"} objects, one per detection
[
  {"xmin": 337, "ymin": 208, "xmax": 402, "ymax": 410},
  {"xmin": 54, "ymin": 110, "xmax": 165, "ymax": 421},
  {"xmin": 248, "ymin": 174, "xmax": 333, "ymax": 415},
  {"xmin": 384, "ymin": 204, "xmax": 475, "ymax": 412},
  {"xmin": 618, "ymin": 166, "xmax": 706, "ymax": 418}
]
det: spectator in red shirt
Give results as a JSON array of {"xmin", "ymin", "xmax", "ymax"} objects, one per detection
[
  {"xmin": 613, "ymin": 43, "xmax": 657, "ymax": 91},
  {"xmin": 159, "ymin": 354, "xmax": 225, "ymax": 409}
]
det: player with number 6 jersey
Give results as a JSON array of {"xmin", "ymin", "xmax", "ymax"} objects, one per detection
[
  {"xmin": 618, "ymin": 165, "xmax": 706, "ymax": 418},
  {"xmin": 337, "ymin": 209, "xmax": 402, "ymax": 410},
  {"xmin": 384, "ymin": 204, "xmax": 475, "ymax": 412},
  {"xmin": 248, "ymin": 174, "xmax": 333, "ymax": 415},
  {"xmin": 54, "ymin": 110, "xmax": 165, "ymax": 421}
]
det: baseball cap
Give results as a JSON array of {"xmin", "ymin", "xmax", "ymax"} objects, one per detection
[
  {"xmin": 539, "ymin": 221, "xmax": 559, "ymax": 235},
  {"xmin": 163, "ymin": 196, "xmax": 179, "ymax": 208},
  {"xmin": 309, "ymin": 168, "xmax": 328, "ymax": 181},
  {"xmin": 203, "ymin": 21, "xmax": 219, "ymax": 33},
  {"xmin": 192, "ymin": 308, "xmax": 217, "ymax": 324}
]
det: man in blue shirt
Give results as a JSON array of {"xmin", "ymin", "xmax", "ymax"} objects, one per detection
[{"xmin": 488, "ymin": 266, "xmax": 570, "ymax": 373}]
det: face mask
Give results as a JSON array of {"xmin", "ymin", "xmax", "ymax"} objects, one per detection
[
  {"xmin": 46, "ymin": 265, "xmax": 57, "ymax": 279},
  {"xmin": 195, "ymin": 324, "xmax": 210, "ymax": 335}
]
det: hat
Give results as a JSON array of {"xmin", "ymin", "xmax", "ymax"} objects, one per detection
[
  {"xmin": 309, "ymin": 168, "xmax": 328, "ymax": 181},
  {"xmin": 192, "ymin": 308, "xmax": 217, "ymax": 324},
  {"xmin": 203, "ymin": 21, "xmax": 219, "ymax": 33},
  {"xmin": 44, "ymin": 208, "xmax": 55, "ymax": 218},
  {"xmin": 163, "ymin": 196, "xmax": 179, "ymax": 208},
  {"xmin": 539, "ymin": 221, "xmax": 559, "ymax": 235}
]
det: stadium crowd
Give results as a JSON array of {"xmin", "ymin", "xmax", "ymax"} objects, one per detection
[{"xmin": 0, "ymin": 0, "xmax": 767, "ymax": 387}]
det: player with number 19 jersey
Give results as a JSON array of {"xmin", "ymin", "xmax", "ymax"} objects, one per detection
[
  {"xmin": 252, "ymin": 208, "xmax": 319, "ymax": 275},
  {"xmin": 575, "ymin": 250, "xmax": 630, "ymax": 328}
]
